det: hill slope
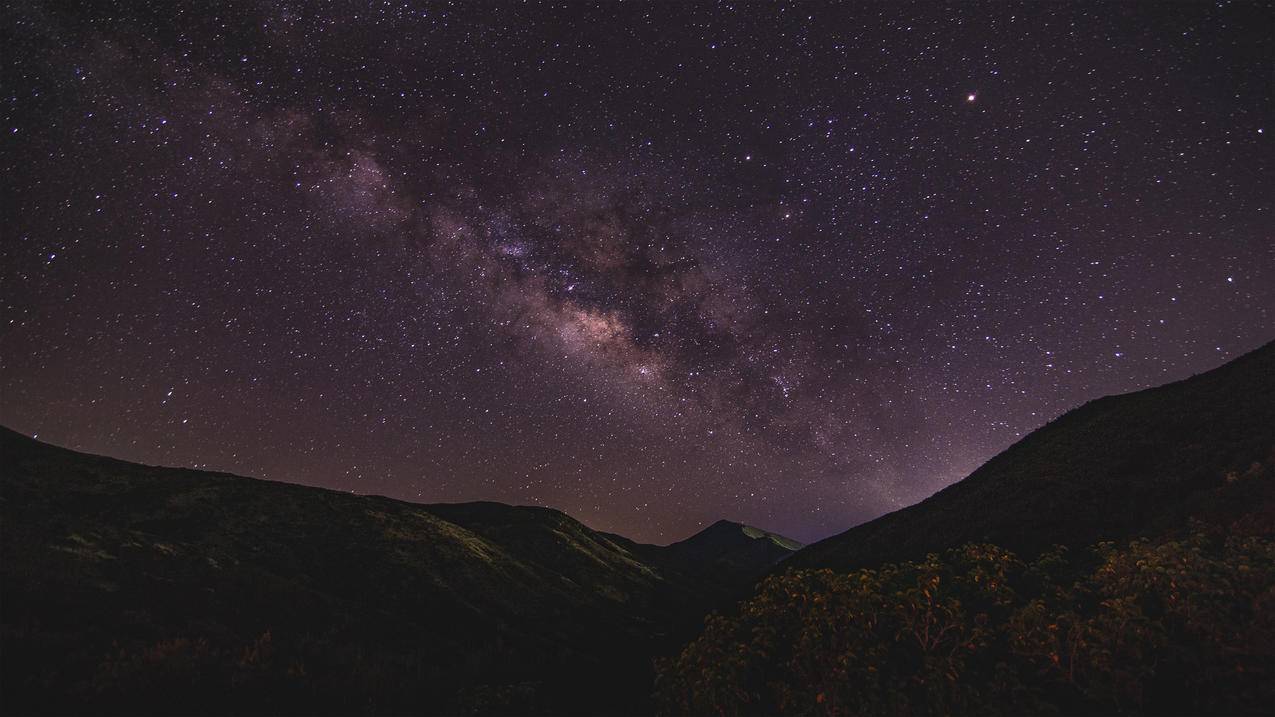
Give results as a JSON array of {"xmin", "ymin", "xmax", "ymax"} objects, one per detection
[
  {"xmin": 0, "ymin": 429, "xmax": 763, "ymax": 715},
  {"xmin": 788, "ymin": 341, "xmax": 1275, "ymax": 572}
]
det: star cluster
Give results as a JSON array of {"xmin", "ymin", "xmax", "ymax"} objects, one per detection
[{"xmin": 2, "ymin": 1, "xmax": 1271, "ymax": 542}]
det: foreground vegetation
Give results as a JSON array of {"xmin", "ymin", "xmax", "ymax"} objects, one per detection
[{"xmin": 657, "ymin": 523, "xmax": 1275, "ymax": 716}]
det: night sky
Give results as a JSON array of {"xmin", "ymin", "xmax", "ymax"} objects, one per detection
[{"xmin": 2, "ymin": 2, "xmax": 1271, "ymax": 544}]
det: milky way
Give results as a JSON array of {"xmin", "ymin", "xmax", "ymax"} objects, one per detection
[{"xmin": 2, "ymin": 2, "xmax": 1272, "ymax": 542}]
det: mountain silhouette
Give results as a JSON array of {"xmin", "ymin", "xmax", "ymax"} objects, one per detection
[
  {"xmin": 656, "ymin": 519, "xmax": 801, "ymax": 574},
  {"xmin": 3, "ymin": 342, "xmax": 1270, "ymax": 715},
  {"xmin": 0, "ymin": 427, "xmax": 796, "ymax": 715},
  {"xmin": 787, "ymin": 340, "xmax": 1275, "ymax": 572}
]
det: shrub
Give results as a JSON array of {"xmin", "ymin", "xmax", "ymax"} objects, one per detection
[{"xmin": 656, "ymin": 532, "xmax": 1275, "ymax": 716}]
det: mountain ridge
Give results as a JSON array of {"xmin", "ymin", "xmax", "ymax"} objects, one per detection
[
  {"xmin": 4, "ymin": 340, "xmax": 1271, "ymax": 715},
  {"xmin": 785, "ymin": 340, "xmax": 1275, "ymax": 572},
  {"xmin": 0, "ymin": 426, "xmax": 793, "ymax": 715},
  {"xmin": 0, "ymin": 421, "xmax": 790, "ymax": 709},
  {"xmin": 607, "ymin": 518, "xmax": 803, "ymax": 590}
]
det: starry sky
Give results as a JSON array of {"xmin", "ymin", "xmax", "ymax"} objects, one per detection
[{"xmin": 2, "ymin": 1, "xmax": 1272, "ymax": 544}]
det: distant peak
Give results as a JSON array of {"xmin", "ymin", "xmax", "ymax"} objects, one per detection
[{"xmin": 684, "ymin": 519, "xmax": 803, "ymax": 551}]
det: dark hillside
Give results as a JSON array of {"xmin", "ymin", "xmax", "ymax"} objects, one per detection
[
  {"xmin": 0, "ymin": 429, "xmax": 727, "ymax": 715},
  {"xmin": 789, "ymin": 341, "xmax": 1275, "ymax": 572}
]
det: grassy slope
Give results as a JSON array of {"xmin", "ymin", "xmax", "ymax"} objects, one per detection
[
  {"xmin": 788, "ymin": 340, "xmax": 1275, "ymax": 572},
  {"xmin": 0, "ymin": 429, "xmax": 721, "ymax": 715}
]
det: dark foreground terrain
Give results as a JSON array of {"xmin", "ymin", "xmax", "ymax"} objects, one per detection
[{"xmin": 2, "ymin": 343, "xmax": 1273, "ymax": 716}]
